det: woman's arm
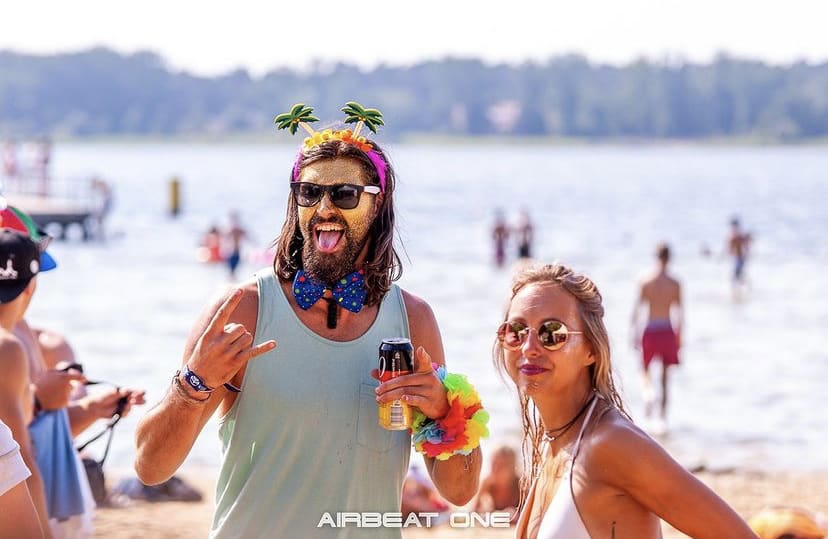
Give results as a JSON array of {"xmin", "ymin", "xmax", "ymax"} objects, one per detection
[
  {"xmin": 589, "ymin": 422, "xmax": 757, "ymax": 539},
  {"xmin": 0, "ymin": 481, "xmax": 44, "ymax": 539}
]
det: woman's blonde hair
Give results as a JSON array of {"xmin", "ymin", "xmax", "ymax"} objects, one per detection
[{"xmin": 492, "ymin": 263, "xmax": 628, "ymax": 495}]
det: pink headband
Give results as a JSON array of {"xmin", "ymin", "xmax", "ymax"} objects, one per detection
[{"xmin": 291, "ymin": 148, "xmax": 387, "ymax": 192}]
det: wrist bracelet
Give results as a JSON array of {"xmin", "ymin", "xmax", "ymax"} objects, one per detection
[
  {"xmin": 181, "ymin": 365, "xmax": 242, "ymax": 394},
  {"xmin": 171, "ymin": 371, "xmax": 210, "ymax": 403},
  {"xmin": 410, "ymin": 365, "xmax": 489, "ymax": 461}
]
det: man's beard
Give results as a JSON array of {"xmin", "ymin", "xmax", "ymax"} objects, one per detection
[{"xmin": 301, "ymin": 217, "xmax": 365, "ymax": 283}]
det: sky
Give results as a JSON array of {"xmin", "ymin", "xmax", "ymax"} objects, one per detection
[{"xmin": 1, "ymin": 1, "xmax": 827, "ymax": 76}]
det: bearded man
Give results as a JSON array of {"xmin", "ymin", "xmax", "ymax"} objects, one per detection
[{"xmin": 135, "ymin": 106, "xmax": 483, "ymax": 538}]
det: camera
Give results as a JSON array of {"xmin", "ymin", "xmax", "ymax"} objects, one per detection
[{"xmin": 115, "ymin": 394, "xmax": 129, "ymax": 416}]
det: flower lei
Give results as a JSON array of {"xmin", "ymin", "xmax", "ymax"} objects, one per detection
[{"xmin": 410, "ymin": 365, "xmax": 490, "ymax": 461}]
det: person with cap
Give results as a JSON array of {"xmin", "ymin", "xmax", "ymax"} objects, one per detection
[
  {"xmin": 0, "ymin": 227, "xmax": 53, "ymax": 538},
  {"xmin": 0, "ymin": 416, "xmax": 44, "ymax": 538},
  {"xmin": 3, "ymin": 202, "xmax": 145, "ymax": 536},
  {"xmin": 135, "ymin": 103, "xmax": 486, "ymax": 538}
]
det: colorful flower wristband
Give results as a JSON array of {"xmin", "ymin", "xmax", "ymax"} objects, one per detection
[{"xmin": 410, "ymin": 365, "xmax": 490, "ymax": 461}]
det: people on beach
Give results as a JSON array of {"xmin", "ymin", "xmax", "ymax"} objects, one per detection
[
  {"xmin": 3, "ymin": 204, "xmax": 145, "ymax": 535},
  {"xmin": 20, "ymin": 317, "xmax": 96, "ymax": 538},
  {"xmin": 0, "ymin": 229, "xmax": 53, "ymax": 537},
  {"xmin": 35, "ymin": 137, "xmax": 52, "ymax": 196},
  {"xmin": 135, "ymin": 103, "xmax": 484, "ymax": 537},
  {"xmin": 492, "ymin": 209, "xmax": 510, "ymax": 268},
  {"xmin": 224, "ymin": 210, "xmax": 248, "ymax": 280},
  {"xmin": 30, "ymin": 325, "xmax": 146, "ymax": 517},
  {"xmin": 630, "ymin": 242, "xmax": 683, "ymax": 427},
  {"xmin": 0, "ymin": 417, "xmax": 44, "ymax": 538},
  {"xmin": 401, "ymin": 464, "xmax": 450, "ymax": 519},
  {"xmin": 89, "ymin": 177, "xmax": 113, "ymax": 241},
  {"xmin": 196, "ymin": 225, "xmax": 224, "ymax": 264},
  {"xmin": 30, "ymin": 327, "xmax": 145, "ymax": 438},
  {"xmin": 475, "ymin": 445, "xmax": 521, "ymax": 522},
  {"xmin": 727, "ymin": 216, "xmax": 752, "ymax": 298},
  {"xmin": 515, "ymin": 209, "xmax": 534, "ymax": 259},
  {"xmin": 2, "ymin": 139, "xmax": 18, "ymax": 179},
  {"xmin": 494, "ymin": 263, "xmax": 757, "ymax": 538}
]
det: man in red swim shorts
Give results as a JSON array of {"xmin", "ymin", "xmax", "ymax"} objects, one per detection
[{"xmin": 631, "ymin": 243, "xmax": 683, "ymax": 428}]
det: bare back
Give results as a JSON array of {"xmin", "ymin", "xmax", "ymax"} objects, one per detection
[
  {"xmin": 640, "ymin": 272, "xmax": 681, "ymax": 323},
  {"xmin": 728, "ymin": 232, "xmax": 749, "ymax": 259}
]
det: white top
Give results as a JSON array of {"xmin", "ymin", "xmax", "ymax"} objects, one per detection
[
  {"xmin": 0, "ymin": 418, "xmax": 31, "ymax": 496},
  {"xmin": 522, "ymin": 396, "xmax": 600, "ymax": 539}
]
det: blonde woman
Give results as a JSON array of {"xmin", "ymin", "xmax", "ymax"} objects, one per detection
[{"xmin": 494, "ymin": 264, "xmax": 757, "ymax": 538}]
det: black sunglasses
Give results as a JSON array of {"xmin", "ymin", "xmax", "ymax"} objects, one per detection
[
  {"xmin": 291, "ymin": 182, "xmax": 381, "ymax": 210},
  {"xmin": 497, "ymin": 319, "xmax": 583, "ymax": 351}
]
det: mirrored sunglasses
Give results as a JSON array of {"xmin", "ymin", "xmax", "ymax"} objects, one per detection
[{"xmin": 497, "ymin": 319, "xmax": 583, "ymax": 351}]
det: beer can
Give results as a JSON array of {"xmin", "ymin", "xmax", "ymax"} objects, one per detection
[{"xmin": 377, "ymin": 338, "xmax": 414, "ymax": 430}]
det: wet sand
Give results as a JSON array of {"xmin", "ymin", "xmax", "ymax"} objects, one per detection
[{"xmin": 92, "ymin": 468, "xmax": 828, "ymax": 538}]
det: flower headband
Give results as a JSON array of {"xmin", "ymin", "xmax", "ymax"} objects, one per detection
[{"xmin": 274, "ymin": 102, "xmax": 388, "ymax": 192}]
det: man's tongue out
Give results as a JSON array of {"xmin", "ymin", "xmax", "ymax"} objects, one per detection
[{"xmin": 316, "ymin": 230, "xmax": 343, "ymax": 252}]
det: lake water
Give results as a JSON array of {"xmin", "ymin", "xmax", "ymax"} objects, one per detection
[{"xmin": 16, "ymin": 141, "xmax": 828, "ymax": 473}]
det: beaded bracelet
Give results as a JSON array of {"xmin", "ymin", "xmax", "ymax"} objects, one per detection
[{"xmin": 410, "ymin": 365, "xmax": 489, "ymax": 461}]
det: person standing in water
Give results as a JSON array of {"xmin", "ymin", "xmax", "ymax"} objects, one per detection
[
  {"xmin": 224, "ymin": 211, "xmax": 248, "ymax": 280},
  {"xmin": 631, "ymin": 242, "xmax": 682, "ymax": 428},
  {"xmin": 727, "ymin": 216, "xmax": 752, "ymax": 298},
  {"xmin": 515, "ymin": 209, "xmax": 534, "ymax": 259},
  {"xmin": 492, "ymin": 209, "xmax": 510, "ymax": 268}
]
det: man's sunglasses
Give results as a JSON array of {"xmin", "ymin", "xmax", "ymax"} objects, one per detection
[
  {"xmin": 291, "ymin": 182, "xmax": 381, "ymax": 210},
  {"xmin": 497, "ymin": 320, "xmax": 583, "ymax": 351}
]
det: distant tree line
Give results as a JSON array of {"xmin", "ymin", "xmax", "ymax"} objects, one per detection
[{"xmin": 1, "ymin": 47, "xmax": 827, "ymax": 139}]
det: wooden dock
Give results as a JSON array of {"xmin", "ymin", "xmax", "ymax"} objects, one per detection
[{"xmin": 7, "ymin": 194, "xmax": 96, "ymax": 240}]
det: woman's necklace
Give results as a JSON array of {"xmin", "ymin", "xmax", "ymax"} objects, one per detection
[{"xmin": 542, "ymin": 393, "xmax": 596, "ymax": 443}]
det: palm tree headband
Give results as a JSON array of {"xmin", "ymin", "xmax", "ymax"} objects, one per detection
[{"xmin": 275, "ymin": 102, "xmax": 388, "ymax": 192}]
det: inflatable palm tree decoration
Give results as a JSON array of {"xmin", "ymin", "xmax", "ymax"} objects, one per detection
[
  {"xmin": 341, "ymin": 101, "xmax": 384, "ymax": 137},
  {"xmin": 274, "ymin": 103, "xmax": 319, "ymax": 135},
  {"xmin": 276, "ymin": 100, "xmax": 389, "ymax": 191},
  {"xmin": 275, "ymin": 101, "xmax": 384, "ymax": 153}
]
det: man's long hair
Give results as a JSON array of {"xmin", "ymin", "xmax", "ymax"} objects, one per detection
[{"xmin": 273, "ymin": 139, "xmax": 402, "ymax": 306}]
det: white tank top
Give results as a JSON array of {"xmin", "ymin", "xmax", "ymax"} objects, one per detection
[{"xmin": 522, "ymin": 396, "xmax": 600, "ymax": 539}]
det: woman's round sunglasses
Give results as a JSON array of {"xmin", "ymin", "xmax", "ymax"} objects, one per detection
[
  {"xmin": 291, "ymin": 182, "xmax": 381, "ymax": 210},
  {"xmin": 497, "ymin": 319, "xmax": 583, "ymax": 351}
]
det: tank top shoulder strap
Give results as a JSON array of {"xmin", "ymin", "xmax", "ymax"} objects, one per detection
[{"xmin": 572, "ymin": 393, "xmax": 601, "ymax": 460}]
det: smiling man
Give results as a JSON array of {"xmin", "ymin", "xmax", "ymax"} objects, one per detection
[{"xmin": 134, "ymin": 104, "xmax": 484, "ymax": 538}]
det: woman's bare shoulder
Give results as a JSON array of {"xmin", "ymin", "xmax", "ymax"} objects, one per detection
[{"xmin": 579, "ymin": 406, "xmax": 667, "ymax": 477}]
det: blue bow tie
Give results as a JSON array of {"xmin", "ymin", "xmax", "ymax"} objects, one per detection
[{"xmin": 292, "ymin": 269, "xmax": 366, "ymax": 313}]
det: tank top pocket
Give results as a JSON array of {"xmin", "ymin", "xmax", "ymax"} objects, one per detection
[{"xmin": 357, "ymin": 383, "xmax": 407, "ymax": 453}]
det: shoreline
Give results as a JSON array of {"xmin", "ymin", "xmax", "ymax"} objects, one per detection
[
  {"xmin": 43, "ymin": 133, "xmax": 828, "ymax": 147},
  {"xmin": 91, "ymin": 467, "xmax": 828, "ymax": 538}
]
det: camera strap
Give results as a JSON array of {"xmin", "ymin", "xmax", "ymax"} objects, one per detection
[{"xmin": 76, "ymin": 412, "xmax": 122, "ymax": 466}]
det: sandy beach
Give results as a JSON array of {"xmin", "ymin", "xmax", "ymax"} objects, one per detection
[{"xmin": 91, "ymin": 468, "xmax": 828, "ymax": 538}]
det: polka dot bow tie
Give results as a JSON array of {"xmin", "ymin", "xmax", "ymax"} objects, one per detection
[{"xmin": 292, "ymin": 269, "xmax": 366, "ymax": 313}]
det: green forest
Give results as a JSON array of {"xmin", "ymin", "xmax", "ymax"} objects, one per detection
[{"xmin": 1, "ymin": 47, "xmax": 827, "ymax": 140}]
